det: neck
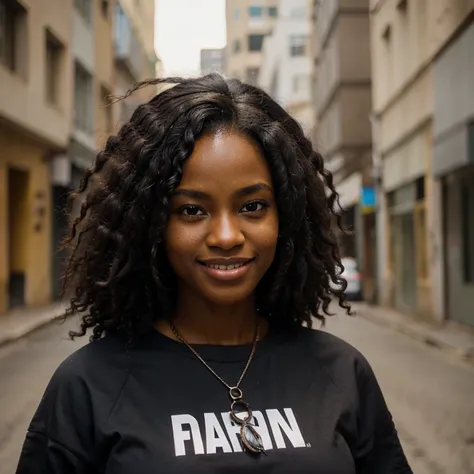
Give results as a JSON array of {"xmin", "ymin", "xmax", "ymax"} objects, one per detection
[{"xmin": 156, "ymin": 289, "xmax": 266, "ymax": 345}]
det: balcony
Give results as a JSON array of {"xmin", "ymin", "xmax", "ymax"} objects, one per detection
[{"xmin": 114, "ymin": 3, "xmax": 142, "ymax": 80}]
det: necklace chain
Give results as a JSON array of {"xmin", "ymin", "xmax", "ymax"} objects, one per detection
[{"xmin": 168, "ymin": 321, "xmax": 260, "ymax": 392}]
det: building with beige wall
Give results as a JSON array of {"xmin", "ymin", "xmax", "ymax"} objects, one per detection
[
  {"xmin": 370, "ymin": 0, "xmax": 474, "ymax": 326},
  {"xmin": 0, "ymin": 0, "xmax": 74, "ymax": 314},
  {"xmin": 225, "ymin": 0, "xmax": 279, "ymax": 84},
  {"xmin": 94, "ymin": 0, "xmax": 116, "ymax": 150},
  {"xmin": 311, "ymin": 0, "xmax": 375, "ymax": 300}
]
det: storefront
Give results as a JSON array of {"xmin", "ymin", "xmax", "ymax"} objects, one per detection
[
  {"xmin": 382, "ymin": 124, "xmax": 430, "ymax": 315},
  {"xmin": 432, "ymin": 20, "xmax": 474, "ymax": 327}
]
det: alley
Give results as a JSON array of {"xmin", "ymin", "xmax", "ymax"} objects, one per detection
[{"xmin": 0, "ymin": 310, "xmax": 473, "ymax": 474}]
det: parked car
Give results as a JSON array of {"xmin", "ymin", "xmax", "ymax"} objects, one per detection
[{"xmin": 332, "ymin": 257, "xmax": 363, "ymax": 301}]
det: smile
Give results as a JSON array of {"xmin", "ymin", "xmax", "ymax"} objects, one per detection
[
  {"xmin": 198, "ymin": 258, "xmax": 255, "ymax": 281},
  {"xmin": 206, "ymin": 263, "xmax": 247, "ymax": 270}
]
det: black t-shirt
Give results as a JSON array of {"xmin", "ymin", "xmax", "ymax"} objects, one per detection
[{"xmin": 16, "ymin": 326, "xmax": 412, "ymax": 474}]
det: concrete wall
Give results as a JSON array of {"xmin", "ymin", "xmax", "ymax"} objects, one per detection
[
  {"xmin": 314, "ymin": 0, "xmax": 372, "ymax": 175},
  {"xmin": 0, "ymin": 0, "xmax": 73, "ymax": 149},
  {"xmin": 73, "ymin": 10, "xmax": 94, "ymax": 72},
  {"xmin": 120, "ymin": 0, "xmax": 156, "ymax": 56},
  {"xmin": 371, "ymin": 0, "xmax": 474, "ymax": 114},
  {"xmin": 94, "ymin": 0, "xmax": 116, "ymax": 149}
]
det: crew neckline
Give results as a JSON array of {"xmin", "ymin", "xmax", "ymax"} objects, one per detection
[{"xmin": 144, "ymin": 325, "xmax": 287, "ymax": 363}]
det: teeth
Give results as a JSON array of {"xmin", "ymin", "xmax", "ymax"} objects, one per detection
[{"xmin": 208, "ymin": 263, "xmax": 246, "ymax": 270}]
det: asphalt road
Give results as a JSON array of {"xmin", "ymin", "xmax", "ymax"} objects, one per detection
[{"xmin": 0, "ymin": 308, "xmax": 473, "ymax": 474}]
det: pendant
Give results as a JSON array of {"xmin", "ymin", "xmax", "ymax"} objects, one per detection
[{"xmin": 228, "ymin": 387, "xmax": 266, "ymax": 455}]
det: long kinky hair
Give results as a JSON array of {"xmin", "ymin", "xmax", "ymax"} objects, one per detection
[{"xmin": 62, "ymin": 73, "xmax": 350, "ymax": 343}]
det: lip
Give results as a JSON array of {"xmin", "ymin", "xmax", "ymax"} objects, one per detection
[{"xmin": 197, "ymin": 258, "xmax": 255, "ymax": 282}]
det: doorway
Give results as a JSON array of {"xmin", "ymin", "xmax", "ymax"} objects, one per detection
[
  {"xmin": 8, "ymin": 167, "xmax": 29, "ymax": 309},
  {"xmin": 393, "ymin": 213, "xmax": 417, "ymax": 311}
]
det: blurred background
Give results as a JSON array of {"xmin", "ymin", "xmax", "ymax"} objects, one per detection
[{"xmin": 0, "ymin": 0, "xmax": 473, "ymax": 473}]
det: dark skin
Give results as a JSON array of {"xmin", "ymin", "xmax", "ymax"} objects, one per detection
[{"xmin": 156, "ymin": 129, "xmax": 279, "ymax": 345}]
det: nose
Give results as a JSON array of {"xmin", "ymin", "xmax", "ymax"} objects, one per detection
[{"xmin": 206, "ymin": 213, "xmax": 245, "ymax": 250}]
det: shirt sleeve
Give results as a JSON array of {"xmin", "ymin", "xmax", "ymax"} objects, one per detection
[
  {"xmin": 15, "ymin": 431, "xmax": 92, "ymax": 474},
  {"xmin": 353, "ymin": 357, "xmax": 413, "ymax": 474},
  {"xmin": 15, "ymin": 357, "xmax": 97, "ymax": 474}
]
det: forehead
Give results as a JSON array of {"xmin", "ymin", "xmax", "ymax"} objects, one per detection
[{"xmin": 178, "ymin": 130, "xmax": 272, "ymax": 191}]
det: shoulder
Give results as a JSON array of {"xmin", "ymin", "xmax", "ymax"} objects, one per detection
[
  {"xmin": 53, "ymin": 334, "xmax": 131, "ymax": 386},
  {"xmin": 39, "ymin": 334, "xmax": 133, "ymax": 423},
  {"xmin": 290, "ymin": 326, "xmax": 376, "ymax": 392}
]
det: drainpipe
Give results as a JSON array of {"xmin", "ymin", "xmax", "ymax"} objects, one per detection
[{"xmin": 370, "ymin": 112, "xmax": 386, "ymax": 305}]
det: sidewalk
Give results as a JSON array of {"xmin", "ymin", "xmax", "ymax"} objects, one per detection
[
  {"xmin": 352, "ymin": 302, "xmax": 474, "ymax": 363},
  {"xmin": 0, "ymin": 303, "xmax": 66, "ymax": 348}
]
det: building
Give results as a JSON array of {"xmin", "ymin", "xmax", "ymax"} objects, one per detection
[
  {"xmin": 95, "ymin": 0, "xmax": 116, "ymax": 150},
  {"xmin": 258, "ymin": 0, "xmax": 314, "ymax": 135},
  {"xmin": 200, "ymin": 48, "xmax": 226, "ymax": 75},
  {"xmin": 370, "ymin": 0, "xmax": 474, "ymax": 327},
  {"xmin": 311, "ymin": 0, "xmax": 375, "ymax": 300},
  {"xmin": 0, "ymin": 0, "xmax": 74, "ymax": 314},
  {"xmin": 225, "ymin": 0, "xmax": 279, "ymax": 84},
  {"xmin": 114, "ymin": 0, "xmax": 159, "ymax": 126},
  {"xmin": 48, "ymin": 0, "xmax": 99, "ymax": 300}
]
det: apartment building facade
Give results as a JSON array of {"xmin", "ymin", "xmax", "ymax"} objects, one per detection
[
  {"xmin": 0, "ymin": 0, "xmax": 74, "ymax": 313},
  {"xmin": 225, "ymin": 0, "xmax": 279, "ymax": 85},
  {"xmin": 371, "ymin": 0, "xmax": 474, "ymax": 326},
  {"xmin": 258, "ymin": 0, "xmax": 314, "ymax": 135},
  {"xmin": 200, "ymin": 48, "xmax": 226, "ymax": 75},
  {"xmin": 311, "ymin": 0, "xmax": 375, "ymax": 300}
]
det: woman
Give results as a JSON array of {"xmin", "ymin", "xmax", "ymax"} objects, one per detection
[{"xmin": 16, "ymin": 74, "xmax": 412, "ymax": 473}]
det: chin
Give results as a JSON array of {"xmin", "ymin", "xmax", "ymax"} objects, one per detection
[{"xmin": 202, "ymin": 287, "xmax": 255, "ymax": 307}]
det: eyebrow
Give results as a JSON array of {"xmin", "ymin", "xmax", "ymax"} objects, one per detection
[{"xmin": 173, "ymin": 182, "xmax": 273, "ymax": 200}]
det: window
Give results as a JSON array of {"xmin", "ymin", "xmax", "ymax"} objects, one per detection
[
  {"xmin": 45, "ymin": 29, "xmax": 63, "ymax": 106},
  {"xmin": 75, "ymin": 0, "xmax": 92, "ymax": 23},
  {"xmin": 74, "ymin": 62, "xmax": 93, "ymax": 134},
  {"xmin": 382, "ymin": 24, "xmax": 393, "ymax": 83},
  {"xmin": 268, "ymin": 6, "xmax": 278, "ymax": 17},
  {"xmin": 293, "ymin": 74, "xmax": 308, "ymax": 92},
  {"xmin": 248, "ymin": 34, "xmax": 264, "ymax": 52},
  {"xmin": 232, "ymin": 39, "xmax": 241, "ymax": 53},
  {"xmin": 101, "ymin": 0, "xmax": 109, "ymax": 18},
  {"xmin": 0, "ymin": 0, "xmax": 27, "ymax": 74},
  {"xmin": 245, "ymin": 67, "xmax": 259, "ymax": 86},
  {"xmin": 100, "ymin": 87, "xmax": 112, "ymax": 134},
  {"xmin": 249, "ymin": 6, "xmax": 263, "ymax": 17},
  {"xmin": 462, "ymin": 182, "xmax": 474, "ymax": 283},
  {"xmin": 397, "ymin": 0, "xmax": 408, "ymax": 12},
  {"xmin": 289, "ymin": 35, "xmax": 308, "ymax": 56}
]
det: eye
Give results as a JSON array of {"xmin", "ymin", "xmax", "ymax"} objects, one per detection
[
  {"xmin": 178, "ymin": 205, "xmax": 206, "ymax": 218},
  {"xmin": 241, "ymin": 200, "xmax": 268, "ymax": 214}
]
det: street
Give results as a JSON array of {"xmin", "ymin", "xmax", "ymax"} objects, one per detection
[{"xmin": 0, "ymin": 309, "xmax": 473, "ymax": 474}]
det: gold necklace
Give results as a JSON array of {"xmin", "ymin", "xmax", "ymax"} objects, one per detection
[{"xmin": 168, "ymin": 320, "xmax": 266, "ymax": 455}]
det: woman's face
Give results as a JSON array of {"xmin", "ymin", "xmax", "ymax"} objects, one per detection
[{"xmin": 164, "ymin": 129, "xmax": 279, "ymax": 306}]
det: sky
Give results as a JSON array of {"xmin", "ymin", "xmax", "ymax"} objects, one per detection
[{"xmin": 155, "ymin": 0, "xmax": 227, "ymax": 76}]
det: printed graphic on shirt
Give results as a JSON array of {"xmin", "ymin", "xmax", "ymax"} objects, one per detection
[{"xmin": 171, "ymin": 408, "xmax": 308, "ymax": 456}]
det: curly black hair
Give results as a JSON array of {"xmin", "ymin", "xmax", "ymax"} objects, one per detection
[{"xmin": 62, "ymin": 73, "xmax": 350, "ymax": 343}]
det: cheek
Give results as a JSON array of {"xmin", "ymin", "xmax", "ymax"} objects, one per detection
[
  {"xmin": 164, "ymin": 220, "xmax": 202, "ymax": 260},
  {"xmin": 256, "ymin": 216, "xmax": 279, "ymax": 255}
]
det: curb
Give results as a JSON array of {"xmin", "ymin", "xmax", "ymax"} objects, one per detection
[
  {"xmin": 0, "ymin": 308, "xmax": 65, "ymax": 350},
  {"xmin": 355, "ymin": 303, "xmax": 474, "ymax": 364}
]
